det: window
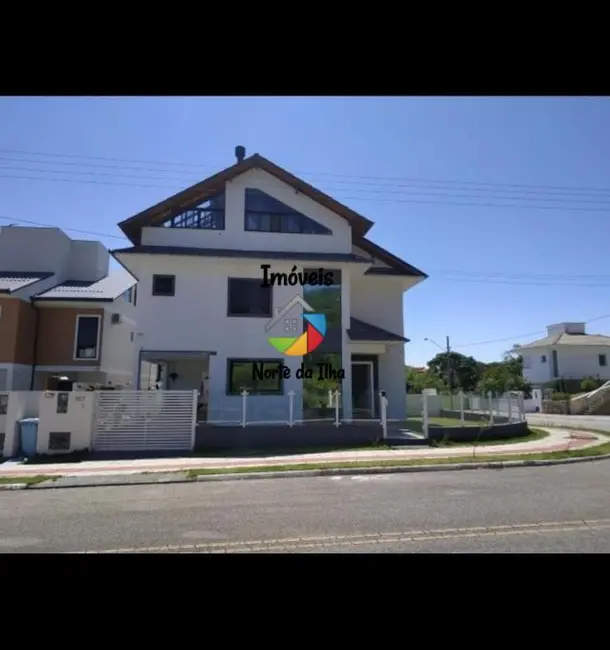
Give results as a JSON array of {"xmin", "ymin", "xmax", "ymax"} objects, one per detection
[
  {"xmin": 130, "ymin": 331, "xmax": 135, "ymax": 342},
  {"xmin": 227, "ymin": 278, "xmax": 272, "ymax": 317},
  {"xmin": 161, "ymin": 192, "xmax": 225, "ymax": 230},
  {"xmin": 541, "ymin": 355, "xmax": 547, "ymax": 363},
  {"xmin": 244, "ymin": 188, "xmax": 332, "ymax": 235},
  {"xmin": 599, "ymin": 354, "xmax": 607, "ymax": 367},
  {"xmin": 74, "ymin": 315, "xmax": 101, "ymax": 360},
  {"xmin": 152, "ymin": 274, "xmax": 175, "ymax": 297},
  {"xmin": 227, "ymin": 359, "xmax": 284, "ymax": 395}
]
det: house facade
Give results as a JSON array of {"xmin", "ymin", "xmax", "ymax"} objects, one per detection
[
  {"xmin": 0, "ymin": 226, "xmax": 138, "ymax": 390},
  {"xmin": 519, "ymin": 322, "xmax": 610, "ymax": 386},
  {"xmin": 112, "ymin": 148, "xmax": 427, "ymax": 423}
]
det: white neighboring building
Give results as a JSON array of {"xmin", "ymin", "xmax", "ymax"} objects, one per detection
[
  {"xmin": 112, "ymin": 147, "xmax": 427, "ymax": 423},
  {"xmin": 518, "ymin": 322, "xmax": 610, "ymax": 385}
]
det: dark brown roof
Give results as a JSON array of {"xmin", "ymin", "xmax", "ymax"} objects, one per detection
[
  {"xmin": 357, "ymin": 237, "xmax": 428, "ymax": 278},
  {"xmin": 117, "ymin": 153, "xmax": 375, "ymax": 245},
  {"xmin": 348, "ymin": 317, "xmax": 409, "ymax": 342}
]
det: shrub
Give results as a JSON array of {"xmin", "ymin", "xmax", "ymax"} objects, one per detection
[
  {"xmin": 580, "ymin": 377, "xmax": 598, "ymax": 393},
  {"xmin": 551, "ymin": 392, "xmax": 570, "ymax": 401}
]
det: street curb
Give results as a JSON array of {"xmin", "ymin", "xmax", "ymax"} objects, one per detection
[{"xmin": 2, "ymin": 451, "xmax": 610, "ymax": 491}]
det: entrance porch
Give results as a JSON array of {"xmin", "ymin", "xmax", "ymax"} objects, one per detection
[{"xmin": 138, "ymin": 350, "xmax": 216, "ymax": 422}]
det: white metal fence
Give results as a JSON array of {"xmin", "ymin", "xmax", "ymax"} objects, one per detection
[
  {"xmin": 406, "ymin": 390, "xmax": 528, "ymax": 438},
  {"xmin": 91, "ymin": 390, "xmax": 198, "ymax": 452},
  {"xmin": 205, "ymin": 389, "xmax": 391, "ymax": 436}
]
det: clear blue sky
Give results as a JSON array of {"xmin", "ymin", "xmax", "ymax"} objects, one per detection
[{"xmin": 1, "ymin": 96, "xmax": 610, "ymax": 366}]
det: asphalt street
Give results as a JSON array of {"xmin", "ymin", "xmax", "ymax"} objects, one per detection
[
  {"xmin": 527, "ymin": 412, "xmax": 610, "ymax": 432},
  {"xmin": 1, "ymin": 460, "xmax": 610, "ymax": 553}
]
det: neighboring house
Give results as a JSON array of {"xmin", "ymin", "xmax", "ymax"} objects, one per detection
[
  {"xmin": 0, "ymin": 226, "xmax": 138, "ymax": 390},
  {"xmin": 518, "ymin": 322, "xmax": 610, "ymax": 385},
  {"xmin": 111, "ymin": 147, "xmax": 427, "ymax": 422}
]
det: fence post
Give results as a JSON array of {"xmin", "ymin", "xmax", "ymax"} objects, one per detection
[
  {"xmin": 422, "ymin": 393, "xmax": 429, "ymax": 439},
  {"xmin": 334, "ymin": 390, "xmax": 341, "ymax": 427},
  {"xmin": 519, "ymin": 391, "xmax": 525, "ymax": 421},
  {"xmin": 459, "ymin": 391, "xmax": 465, "ymax": 427},
  {"xmin": 190, "ymin": 390, "xmax": 198, "ymax": 450},
  {"xmin": 240, "ymin": 389, "xmax": 249, "ymax": 428},
  {"xmin": 507, "ymin": 392, "xmax": 513, "ymax": 423},
  {"xmin": 379, "ymin": 391, "xmax": 388, "ymax": 439},
  {"xmin": 288, "ymin": 390, "xmax": 295, "ymax": 427},
  {"xmin": 488, "ymin": 391, "xmax": 494, "ymax": 425}
]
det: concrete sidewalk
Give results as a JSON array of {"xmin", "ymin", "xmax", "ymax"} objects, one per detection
[{"xmin": 0, "ymin": 428, "xmax": 605, "ymax": 479}]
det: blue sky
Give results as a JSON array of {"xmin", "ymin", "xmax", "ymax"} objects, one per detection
[{"xmin": 1, "ymin": 96, "xmax": 610, "ymax": 366}]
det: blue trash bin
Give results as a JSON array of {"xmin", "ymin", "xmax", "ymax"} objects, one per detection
[{"xmin": 19, "ymin": 418, "xmax": 39, "ymax": 457}]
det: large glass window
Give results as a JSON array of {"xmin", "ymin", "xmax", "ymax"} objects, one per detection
[
  {"xmin": 227, "ymin": 278, "xmax": 272, "ymax": 317},
  {"xmin": 162, "ymin": 192, "xmax": 225, "ymax": 230},
  {"xmin": 227, "ymin": 360, "xmax": 284, "ymax": 395},
  {"xmin": 244, "ymin": 188, "xmax": 332, "ymax": 235},
  {"xmin": 302, "ymin": 270, "xmax": 342, "ymax": 417}
]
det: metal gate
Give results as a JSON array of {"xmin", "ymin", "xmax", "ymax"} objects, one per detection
[{"xmin": 91, "ymin": 390, "xmax": 197, "ymax": 452}]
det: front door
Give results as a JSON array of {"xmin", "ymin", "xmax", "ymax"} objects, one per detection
[{"xmin": 352, "ymin": 361, "xmax": 374, "ymax": 419}]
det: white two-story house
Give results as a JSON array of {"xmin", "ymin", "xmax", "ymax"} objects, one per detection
[
  {"xmin": 518, "ymin": 322, "xmax": 610, "ymax": 386},
  {"xmin": 111, "ymin": 147, "xmax": 427, "ymax": 424}
]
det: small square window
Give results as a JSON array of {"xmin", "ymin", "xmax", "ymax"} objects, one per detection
[
  {"xmin": 152, "ymin": 274, "xmax": 175, "ymax": 297},
  {"xmin": 541, "ymin": 355, "xmax": 547, "ymax": 363},
  {"xmin": 0, "ymin": 394, "xmax": 7, "ymax": 415},
  {"xmin": 130, "ymin": 331, "xmax": 135, "ymax": 342},
  {"xmin": 57, "ymin": 393, "xmax": 69, "ymax": 414},
  {"xmin": 599, "ymin": 354, "xmax": 607, "ymax": 367}
]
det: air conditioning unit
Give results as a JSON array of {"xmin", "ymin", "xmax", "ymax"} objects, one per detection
[{"xmin": 111, "ymin": 313, "xmax": 122, "ymax": 325}]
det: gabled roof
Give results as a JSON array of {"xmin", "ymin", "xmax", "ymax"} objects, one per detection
[
  {"xmin": 518, "ymin": 331, "xmax": 610, "ymax": 349},
  {"xmin": 348, "ymin": 317, "xmax": 409, "ymax": 343},
  {"xmin": 0, "ymin": 271, "xmax": 54, "ymax": 294},
  {"xmin": 118, "ymin": 153, "xmax": 375, "ymax": 245},
  {"xmin": 33, "ymin": 269, "xmax": 136, "ymax": 302}
]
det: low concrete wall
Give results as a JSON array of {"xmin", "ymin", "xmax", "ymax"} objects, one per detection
[
  {"xmin": 428, "ymin": 420, "xmax": 529, "ymax": 443},
  {"xmin": 195, "ymin": 422, "xmax": 384, "ymax": 451},
  {"xmin": 440, "ymin": 409, "xmax": 511, "ymax": 424}
]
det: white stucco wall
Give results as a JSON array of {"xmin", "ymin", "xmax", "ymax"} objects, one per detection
[
  {"xmin": 141, "ymin": 168, "xmax": 352, "ymax": 254},
  {"xmin": 523, "ymin": 345, "xmax": 610, "ymax": 384},
  {"xmin": 0, "ymin": 363, "xmax": 32, "ymax": 390},
  {"xmin": 100, "ymin": 294, "xmax": 138, "ymax": 383},
  {"xmin": 118, "ymin": 254, "xmax": 361, "ymax": 422}
]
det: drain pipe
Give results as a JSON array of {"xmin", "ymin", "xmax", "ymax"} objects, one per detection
[{"xmin": 29, "ymin": 297, "xmax": 41, "ymax": 390}]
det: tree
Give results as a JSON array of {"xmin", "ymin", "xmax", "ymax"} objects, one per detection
[
  {"xmin": 405, "ymin": 366, "xmax": 446, "ymax": 393},
  {"xmin": 427, "ymin": 351, "xmax": 481, "ymax": 392},
  {"xmin": 478, "ymin": 359, "xmax": 532, "ymax": 398}
]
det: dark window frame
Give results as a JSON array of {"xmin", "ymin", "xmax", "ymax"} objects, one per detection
[
  {"xmin": 152, "ymin": 274, "xmax": 176, "ymax": 297},
  {"xmin": 541, "ymin": 355, "xmax": 547, "ymax": 363},
  {"xmin": 74, "ymin": 314, "xmax": 101, "ymax": 361},
  {"xmin": 599, "ymin": 354, "xmax": 607, "ymax": 367},
  {"xmin": 161, "ymin": 192, "xmax": 226, "ymax": 231},
  {"xmin": 227, "ymin": 277, "xmax": 272, "ymax": 318},
  {"xmin": 226, "ymin": 358, "xmax": 285, "ymax": 396},
  {"xmin": 244, "ymin": 188, "xmax": 332, "ymax": 235}
]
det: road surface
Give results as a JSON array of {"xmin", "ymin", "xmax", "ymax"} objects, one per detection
[
  {"xmin": 1, "ymin": 461, "xmax": 610, "ymax": 552},
  {"xmin": 527, "ymin": 412, "xmax": 610, "ymax": 432}
]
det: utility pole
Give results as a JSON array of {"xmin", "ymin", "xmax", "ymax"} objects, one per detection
[{"xmin": 446, "ymin": 335, "xmax": 453, "ymax": 392}]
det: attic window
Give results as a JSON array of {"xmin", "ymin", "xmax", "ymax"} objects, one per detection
[
  {"xmin": 244, "ymin": 188, "xmax": 332, "ymax": 235},
  {"xmin": 162, "ymin": 192, "xmax": 225, "ymax": 230}
]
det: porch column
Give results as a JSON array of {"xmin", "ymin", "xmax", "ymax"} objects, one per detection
[
  {"xmin": 340, "ymin": 268, "xmax": 352, "ymax": 420},
  {"xmin": 378, "ymin": 342, "xmax": 407, "ymax": 420}
]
